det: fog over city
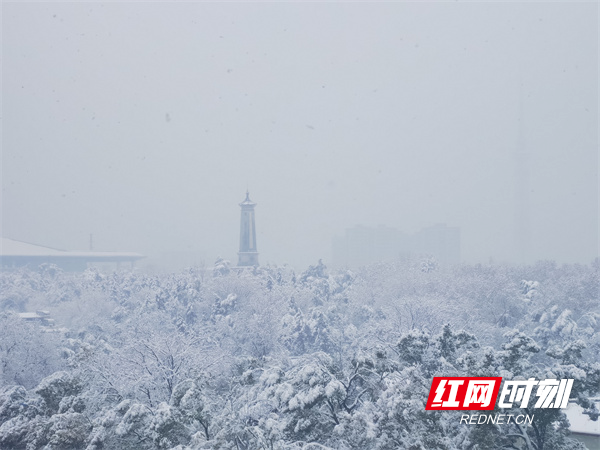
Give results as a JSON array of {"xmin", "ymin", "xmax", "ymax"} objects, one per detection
[
  {"xmin": 2, "ymin": 2, "xmax": 597, "ymax": 269},
  {"xmin": 1, "ymin": 4, "xmax": 599, "ymax": 449}
]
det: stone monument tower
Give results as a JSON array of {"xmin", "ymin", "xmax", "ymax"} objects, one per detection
[{"xmin": 238, "ymin": 191, "xmax": 259, "ymax": 266}]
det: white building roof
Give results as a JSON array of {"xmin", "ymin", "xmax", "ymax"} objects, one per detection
[
  {"xmin": 1, "ymin": 238, "xmax": 144, "ymax": 260},
  {"xmin": 566, "ymin": 401, "xmax": 600, "ymax": 436},
  {"xmin": 1, "ymin": 238, "xmax": 65, "ymax": 256}
]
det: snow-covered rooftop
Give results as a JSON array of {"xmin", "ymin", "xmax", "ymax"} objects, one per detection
[
  {"xmin": 566, "ymin": 401, "xmax": 600, "ymax": 436},
  {"xmin": 1, "ymin": 238, "xmax": 64, "ymax": 256},
  {"xmin": 1, "ymin": 238, "xmax": 144, "ymax": 260}
]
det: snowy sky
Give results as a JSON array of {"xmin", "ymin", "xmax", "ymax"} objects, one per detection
[{"xmin": 2, "ymin": 2, "xmax": 598, "ymax": 269}]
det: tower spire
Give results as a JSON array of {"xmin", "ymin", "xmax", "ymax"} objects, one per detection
[{"xmin": 238, "ymin": 191, "xmax": 259, "ymax": 266}]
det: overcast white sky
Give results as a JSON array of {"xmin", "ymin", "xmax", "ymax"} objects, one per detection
[{"xmin": 2, "ymin": 2, "xmax": 598, "ymax": 269}]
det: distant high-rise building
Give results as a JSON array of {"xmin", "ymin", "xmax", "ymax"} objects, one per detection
[
  {"xmin": 332, "ymin": 225, "xmax": 408, "ymax": 267},
  {"xmin": 238, "ymin": 191, "xmax": 259, "ymax": 266},
  {"xmin": 332, "ymin": 223, "xmax": 460, "ymax": 267},
  {"xmin": 412, "ymin": 223, "xmax": 461, "ymax": 264},
  {"xmin": 514, "ymin": 82, "xmax": 531, "ymax": 263}
]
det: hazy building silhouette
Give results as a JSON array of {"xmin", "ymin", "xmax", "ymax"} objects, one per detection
[
  {"xmin": 412, "ymin": 223, "xmax": 461, "ymax": 264},
  {"xmin": 514, "ymin": 83, "xmax": 531, "ymax": 263},
  {"xmin": 333, "ymin": 223, "xmax": 460, "ymax": 267},
  {"xmin": 332, "ymin": 225, "xmax": 407, "ymax": 267}
]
